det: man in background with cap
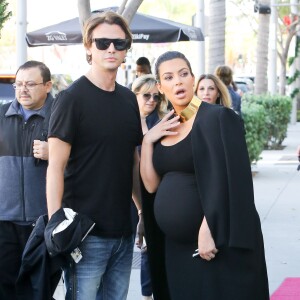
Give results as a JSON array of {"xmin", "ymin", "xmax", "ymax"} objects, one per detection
[{"xmin": 127, "ymin": 56, "xmax": 152, "ymax": 89}]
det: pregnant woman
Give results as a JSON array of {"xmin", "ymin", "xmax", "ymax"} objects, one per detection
[{"xmin": 140, "ymin": 51, "xmax": 269, "ymax": 300}]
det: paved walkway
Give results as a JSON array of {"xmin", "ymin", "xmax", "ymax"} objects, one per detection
[
  {"xmin": 254, "ymin": 122, "xmax": 300, "ymax": 295},
  {"xmin": 127, "ymin": 122, "xmax": 300, "ymax": 299},
  {"xmin": 54, "ymin": 123, "xmax": 300, "ymax": 299}
]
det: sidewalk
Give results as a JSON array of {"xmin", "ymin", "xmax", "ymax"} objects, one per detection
[
  {"xmin": 127, "ymin": 122, "xmax": 300, "ymax": 299},
  {"xmin": 54, "ymin": 123, "xmax": 300, "ymax": 299},
  {"xmin": 254, "ymin": 122, "xmax": 300, "ymax": 295}
]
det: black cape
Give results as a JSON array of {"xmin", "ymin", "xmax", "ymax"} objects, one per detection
[{"xmin": 142, "ymin": 102, "xmax": 267, "ymax": 299}]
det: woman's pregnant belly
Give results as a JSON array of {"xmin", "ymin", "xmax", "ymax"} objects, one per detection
[{"xmin": 154, "ymin": 172, "xmax": 204, "ymax": 243}]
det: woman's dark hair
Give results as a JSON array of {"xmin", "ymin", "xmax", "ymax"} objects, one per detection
[{"xmin": 155, "ymin": 51, "xmax": 194, "ymax": 82}]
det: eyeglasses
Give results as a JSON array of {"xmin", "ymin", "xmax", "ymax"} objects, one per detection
[
  {"xmin": 92, "ymin": 38, "xmax": 130, "ymax": 51},
  {"xmin": 138, "ymin": 93, "xmax": 160, "ymax": 102},
  {"xmin": 12, "ymin": 82, "xmax": 44, "ymax": 90}
]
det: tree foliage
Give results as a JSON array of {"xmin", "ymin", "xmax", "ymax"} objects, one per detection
[{"xmin": 0, "ymin": 0, "xmax": 12, "ymax": 37}]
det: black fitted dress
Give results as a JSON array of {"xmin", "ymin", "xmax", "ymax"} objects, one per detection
[{"xmin": 152, "ymin": 132, "xmax": 269, "ymax": 300}]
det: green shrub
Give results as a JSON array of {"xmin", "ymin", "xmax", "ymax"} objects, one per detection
[
  {"xmin": 243, "ymin": 94, "xmax": 292, "ymax": 149},
  {"xmin": 242, "ymin": 101, "xmax": 267, "ymax": 163}
]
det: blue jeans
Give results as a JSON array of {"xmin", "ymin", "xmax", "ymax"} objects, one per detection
[
  {"xmin": 141, "ymin": 248, "xmax": 153, "ymax": 297},
  {"xmin": 64, "ymin": 234, "xmax": 134, "ymax": 300}
]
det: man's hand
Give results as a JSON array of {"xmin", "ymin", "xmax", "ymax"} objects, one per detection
[
  {"xmin": 33, "ymin": 140, "xmax": 49, "ymax": 160},
  {"xmin": 135, "ymin": 214, "xmax": 145, "ymax": 249}
]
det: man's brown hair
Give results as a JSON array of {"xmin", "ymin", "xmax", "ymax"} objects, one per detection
[{"xmin": 83, "ymin": 11, "xmax": 132, "ymax": 64}]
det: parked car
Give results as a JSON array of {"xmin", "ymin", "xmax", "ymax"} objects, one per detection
[
  {"xmin": 0, "ymin": 74, "xmax": 15, "ymax": 105},
  {"xmin": 234, "ymin": 76, "xmax": 254, "ymax": 96}
]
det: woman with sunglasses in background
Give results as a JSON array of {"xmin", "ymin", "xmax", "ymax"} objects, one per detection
[
  {"xmin": 132, "ymin": 74, "xmax": 168, "ymax": 300},
  {"xmin": 133, "ymin": 74, "xmax": 168, "ymax": 136}
]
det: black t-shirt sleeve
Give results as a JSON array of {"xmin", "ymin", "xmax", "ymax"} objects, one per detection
[{"xmin": 48, "ymin": 90, "xmax": 79, "ymax": 144}]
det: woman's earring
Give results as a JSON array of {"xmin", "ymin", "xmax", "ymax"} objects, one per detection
[{"xmin": 123, "ymin": 58, "xmax": 126, "ymax": 63}]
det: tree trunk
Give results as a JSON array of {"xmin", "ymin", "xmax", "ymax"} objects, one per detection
[
  {"xmin": 280, "ymin": 60, "xmax": 287, "ymax": 95},
  {"xmin": 254, "ymin": 1, "xmax": 270, "ymax": 95},
  {"xmin": 77, "ymin": 0, "xmax": 91, "ymax": 33},
  {"xmin": 122, "ymin": 0, "xmax": 144, "ymax": 24},
  {"xmin": 118, "ymin": 0, "xmax": 128, "ymax": 15},
  {"xmin": 207, "ymin": 0, "xmax": 226, "ymax": 73},
  {"xmin": 77, "ymin": 0, "xmax": 143, "ymax": 32}
]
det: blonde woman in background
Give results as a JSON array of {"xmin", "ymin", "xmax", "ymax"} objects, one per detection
[
  {"xmin": 132, "ymin": 74, "xmax": 168, "ymax": 300},
  {"xmin": 132, "ymin": 74, "xmax": 168, "ymax": 135},
  {"xmin": 195, "ymin": 73, "xmax": 231, "ymax": 108}
]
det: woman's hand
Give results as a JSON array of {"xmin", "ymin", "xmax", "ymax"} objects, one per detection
[
  {"xmin": 197, "ymin": 217, "xmax": 218, "ymax": 261},
  {"xmin": 143, "ymin": 110, "xmax": 180, "ymax": 145},
  {"xmin": 140, "ymin": 110, "xmax": 179, "ymax": 193}
]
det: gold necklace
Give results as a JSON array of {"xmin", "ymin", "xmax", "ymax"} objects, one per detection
[{"xmin": 177, "ymin": 96, "xmax": 202, "ymax": 123}]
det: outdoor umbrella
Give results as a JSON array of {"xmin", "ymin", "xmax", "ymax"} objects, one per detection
[{"xmin": 26, "ymin": 7, "xmax": 204, "ymax": 46}]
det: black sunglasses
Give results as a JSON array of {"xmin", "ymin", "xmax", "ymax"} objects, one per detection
[
  {"xmin": 92, "ymin": 38, "xmax": 130, "ymax": 51},
  {"xmin": 140, "ymin": 93, "xmax": 160, "ymax": 102}
]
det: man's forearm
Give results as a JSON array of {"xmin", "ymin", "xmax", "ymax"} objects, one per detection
[{"xmin": 46, "ymin": 165, "xmax": 64, "ymax": 218}]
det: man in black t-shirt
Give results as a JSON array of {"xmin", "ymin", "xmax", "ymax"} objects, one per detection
[{"xmin": 47, "ymin": 11, "xmax": 143, "ymax": 300}]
